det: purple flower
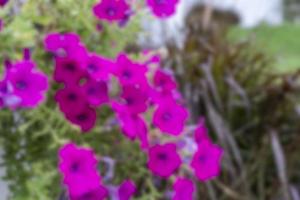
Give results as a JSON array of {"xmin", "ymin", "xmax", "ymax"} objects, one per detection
[
  {"xmin": 147, "ymin": 0, "xmax": 179, "ymax": 18},
  {"xmin": 93, "ymin": 0, "xmax": 131, "ymax": 23},
  {"xmin": 86, "ymin": 53, "xmax": 113, "ymax": 81},
  {"xmin": 55, "ymin": 86, "xmax": 87, "ymax": 114},
  {"xmin": 59, "ymin": 143, "xmax": 102, "ymax": 197},
  {"xmin": 82, "ymin": 78, "xmax": 109, "ymax": 107},
  {"xmin": 194, "ymin": 118, "xmax": 209, "ymax": 144},
  {"xmin": 118, "ymin": 179, "xmax": 136, "ymax": 200},
  {"xmin": 70, "ymin": 186, "xmax": 108, "ymax": 200},
  {"xmin": 65, "ymin": 105, "xmax": 97, "ymax": 132},
  {"xmin": 119, "ymin": 85, "xmax": 148, "ymax": 114},
  {"xmin": 153, "ymin": 99, "xmax": 188, "ymax": 136},
  {"xmin": 44, "ymin": 32, "xmax": 81, "ymax": 56},
  {"xmin": 191, "ymin": 140, "xmax": 223, "ymax": 181},
  {"xmin": 147, "ymin": 143, "xmax": 182, "ymax": 178},
  {"xmin": 113, "ymin": 53, "xmax": 148, "ymax": 87},
  {"xmin": 113, "ymin": 102, "xmax": 149, "ymax": 149},
  {"xmin": 54, "ymin": 56, "xmax": 87, "ymax": 85},
  {"xmin": 4, "ymin": 60, "xmax": 48, "ymax": 108},
  {"xmin": 0, "ymin": 0, "xmax": 8, "ymax": 7},
  {"xmin": 153, "ymin": 69, "xmax": 177, "ymax": 92},
  {"xmin": 172, "ymin": 177, "xmax": 195, "ymax": 200}
]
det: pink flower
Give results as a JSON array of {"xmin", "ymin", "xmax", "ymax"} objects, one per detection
[
  {"xmin": 113, "ymin": 53, "xmax": 148, "ymax": 87},
  {"xmin": 59, "ymin": 143, "xmax": 102, "ymax": 197},
  {"xmin": 54, "ymin": 56, "xmax": 88, "ymax": 85},
  {"xmin": 70, "ymin": 186, "xmax": 108, "ymax": 200},
  {"xmin": 147, "ymin": 143, "xmax": 182, "ymax": 178},
  {"xmin": 194, "ymin": 118, "xmax": 209, "ymax": 144},
  {"xmin": 82, "ymin": 78, "xmax": 109, "ymax": 106},
  {"xmin": 113, "ymin": 102, "xmax": 149, "ymax": 149},
  {"xmin": 65, "ymin": 106, "xmax": 97, "ymax": 132},
  {"xmin": 119, "ymin": 85, "xmax": 148, "ymax": 114},
  {"xmin": 4, "ymin": 60, "xmax": 48, "ymax": 108},
  {"xmin": 147, "ymin": 0, "xmax": 179, "ymax": 18},
  {"xmin": 93, "ymin": 0, "xmax": 131, "ymax": 22},
  {"xmin": 55, "ymin": 86, "xmax": 87, "ymax": 114},
  {"xmin": 191, "ymin": 140, "xmax": 223, "ymax": 181},
  {"xmin": 118, "ymin": 179, "xmax": 136, "ymax": 200},
  {"xmin": 0, "ymin": 0, "xmax": 8, "ymax": 7},
  {"xmin": 44, "ymin": 32, "xmax": 81, "ymax": 56},
  {"xmin": 86, "ymin": 53, "xmax": 113, "ymax": 81},
  {"xmin": 172, "ymin": 177, "xmax": 195, "ymax": 200},
  {"xmin": 153, "ymin": 99, "xmax": 188, "ymax": 136},
  {"xmin": 153, "ymin": 69, "xmax": 177, "ymax": 92}
]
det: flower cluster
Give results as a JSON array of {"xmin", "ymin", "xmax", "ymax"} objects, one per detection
[
  {"xmin": 92, "ymin": 0, "xmax": 180, "ymax": 26},
  {"xmin": 59, "ymin": 143, "xmax": 136, "ymax": 199},
  {"xmin": 0, "ymin": 50, "xmax": 48, "ymax": 109},
  {"xmin": 44, "ymin": 33, "xmax": 111, "ymax": 132},
  {"xmin": 49, "ymin": 32, "xmax": 223, "ymax": 198}
]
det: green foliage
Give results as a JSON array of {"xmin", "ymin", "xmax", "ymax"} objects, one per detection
[{"xmin": 0, "ymin": 0, "xmax": 153, "ymax": 199}]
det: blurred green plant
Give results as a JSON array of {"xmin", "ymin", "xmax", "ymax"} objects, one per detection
[
  {"xmin": 165, "ymin": 5, "xmax": 300, "ymax": 200},
  {"xmin": 0, "ymin": 0, "xmax": 154, "ymax": 199}
]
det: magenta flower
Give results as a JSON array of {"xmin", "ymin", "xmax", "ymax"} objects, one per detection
[
  {"xmin": 194, "ymin": 118, "xmax": 209, "ymax": 144},
  {"xmin": 86, "ymin": 53, "xmax": 113, "ymax": 81},
  {"xmin": 0, "ymin": 0, "xmax": 8, "ymax": 7},
  {"xmin": 147, "ymin": 143, "xmax": 182, "ymax": 178},
  {"xmin": 55, "ymin": 86, "xmax": 87, "ymax": 114},
  {"xmin": 59, "ymin": 143, "xmax": 102, "ymax": 197},
  {"xmin": 65, "ymin": 106, "xmax": 97, "ymax": 132},
  {"xmin": 153, "ymin": 99, "xmax": 188, "ymax": 136},
  {"xmin": 70, "ymin": 186, "xmax": 108, "ymax": 200},
  {"xmin": 113, "ymin": 53, "xmax": 148, "ymax": 87},
  {"xmin": 172, "ymin": 177, "xmax": 195, "ymax": 200},
  {"xmin": 82, "ymin": 79, "xmax": 109, "ymax": 106},
  {"xmin": 93, "ymin": 0, "xmax": 131, "ymax": 22},
  {"xmin": 54, "ymin": 57, "xmax": 87, "ymax": 85},
  {"xmin": 147, "ymin": 0, "xmax": 179, "ymax": 18},
  {"xmin": 113, "ymin": 102, "xmax": 149, "ymax": 149},
  {"xmin": 44, "ymin": 32, "xmax": 81, "ymax": 56},
  {"xmin": 4, "ymin": 60, "xmax": 48, "ymax": 108},
  {"xmin": 153, "ymin": 69, "xmax": 177, "ymax": 92},
  {"xmin": 191, "ymin": 140, "xmax": 223, "ymax": 181},
  {"xmin": 120, "ymin": 85, "xmax": 148, "ymax": 114},
  {"xmin": 118, "ymin": 179, "xmax": 136, "ymax": 200}
]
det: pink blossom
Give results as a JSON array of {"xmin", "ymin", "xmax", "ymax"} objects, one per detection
[
  {"xmin": 4, "ymin": 60, "xmax": 48, "ymax": 108},
  {"xmin": 82, "ymin": 78, "xmax": 109, "ymax": 106},
  {"xmin": 153, "ymin": 69, "xmax": 177, "ymax": 92},
  {"xmin": 119, "ymin": 85, "xmax": 148, "ymax": 114},
  {"xmin": 59, "ymin": 143, "xmax": 102, "ymax": 197},
  {"xmin": 118, "ymin": 179, "xmax": 136, "ymax": 200},
  {"xmin": 54, "ymin": 56, "xmax": 88, "ymax": 85},
  {"xmin": 147, "ymin": 0, "xmax": 179, "ymax": 18},
  {"xmin": 55, "ymin": 86, "xmax": 87, "ymax": 114},
  {"xmin": 194, "ymin": 118, "xmax": 210, "ymax": 144},
  {"xmin": 147, "ymin": 143, "xmax": 182, "ymax": 178},
  {"xmin": 191, "ymin": 140, "xmax": 223, "ymax": 181},
  {"xmin": 113, "ymin": 53, "xmax": 148, "ymax": 87},
  {"xmin": 65, "ymin": 106, "xmax": 97, "ymax": 132},
  {"xmin": 172, "ymin": 177, "xmax": 195, "ymax": 200},
  {"xmin": 153, "ymin": 99, "xmax": 188, "ymax": 136},
  {"xmin": 70, "ymin": 186, "xmax": 108, "ymax": 200},
  {"xmin": 44, "ymin": 32, "xmax": 81, "ymax": 56},
  {"xmin": 86, "ymin": 53, "xmax": 113, "ymax": 81},
  {"xmin": 93, "ymin": 0, "xmax": 131, "ymax": 22}
]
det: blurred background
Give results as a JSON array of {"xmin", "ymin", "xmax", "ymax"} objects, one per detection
[{"xmin": 0, "ymin": 0, "xmax": 300, "ymax": 199}]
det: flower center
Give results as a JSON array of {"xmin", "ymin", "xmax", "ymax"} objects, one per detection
[
  {"xmin": 67, "ymin": 93, "xmax": 77, "ymax": 101},
  {"xmin": 122, "ymin": 70, "xmax": 132, "ymax": 79},
  {"xmin": 70, "ymin": 162, "xmax": 80, "ymax": 172},
  {"xmin": 157, "ymin": 153, "xmax": 168, "ymax": 161},
  {"xmin": 16, "ymin": 80, "xmax": 27, "ymax": 90},
  {"xmin": 77, "ymin": 113, "xmax": 88, "ymax": 121},
  {"xmin": 87, "ymin": 63, "xmax": 99, "ymax": 73},
  {"xmin": 162, "ymin": 112, "xmax": 172, "ymax": 121},
  {"xmin": 65, "ymin": 63, "xmax": 76, "ymax": 72},
  {"xmin": 106, "ymin": 7, "xmax": 116, "ymax": 16}
]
